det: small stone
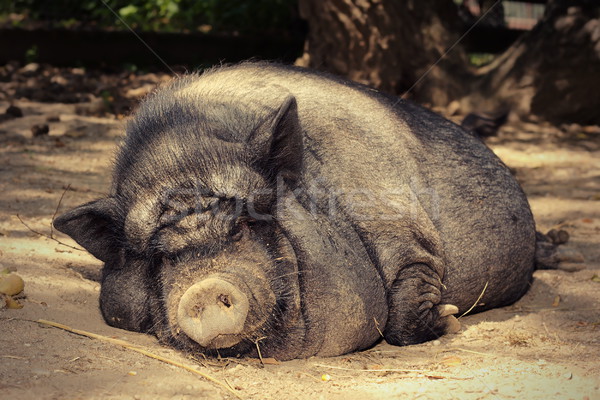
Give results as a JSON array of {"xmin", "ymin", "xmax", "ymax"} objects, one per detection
[
  {"xmin": 50, "ymin": 75, "xmax": 68, "ymax": 86},
  {"xmin": 20, "ymin": 63, "xmax": 40, "ymax": 75},
  {"xmin": 31, "ymin": 124, "xmax": 49, "ymax": 137},
  {"xmin": 432, "ymin": 340, "xmax": 441, "ymax": 346},
  {"xmin": 6, "ymin": 105, "xmax": 23, "ymax": 118},
  {"xmin": 563, "ymin": 372, "xmax": 572, "ymax": 380},
  {"xmin": 127, "ymin": 370, "xmax": 137, "ymax": 376},
  {"xmin": 0, "ymin": 273, "xmax": 25, "ymax": 295}
]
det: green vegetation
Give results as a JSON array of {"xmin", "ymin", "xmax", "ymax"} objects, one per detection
[
  {"xmin": 0, "ymin": 0, "xmax": 298, "ymax": 33},
  {"xmin": 24, "ymin": 44, "xmax": 38, "ymax": 63},
  {"xmin": 468, "ymin": 52, "xmax": 496, "ymax": 67}
]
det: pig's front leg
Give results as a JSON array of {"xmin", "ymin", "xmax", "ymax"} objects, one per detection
[{"xmin": 383, "ymin": 263, "xmax": 460, "ymax": 346}]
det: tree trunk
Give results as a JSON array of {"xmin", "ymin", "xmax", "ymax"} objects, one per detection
[
  {"xmin": 466, "ymin": 0, "xmax": 600, "ymax": 124},
  {"xmin": 295, "ymin": 0, "xmax": 471, "ymax": 106},
  {"xmin": 298, "ymin": 0, "xmax": 600, "ymax": 125}
]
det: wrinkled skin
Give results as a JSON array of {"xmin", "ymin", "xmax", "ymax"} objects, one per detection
[{"xmin": 54, "ymin": 62, "xmax": 538, "ymax": 360}]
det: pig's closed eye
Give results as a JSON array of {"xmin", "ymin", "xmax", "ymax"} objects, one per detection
[
  {"xmin": 230, "ymin": 218, "xmax": 256, "ymax": 241},
  {"xmin": 159, "ymin": 207, "xmax": 193, "ymax": 226}
]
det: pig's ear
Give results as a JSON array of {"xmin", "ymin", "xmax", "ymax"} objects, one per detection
[
  {"xmin": 248, "ymin": 95, "xmax": 303, "ymax": 185},
  {"xmin": 53, "ymin": 198, "xmax": 121, "ymax": 263}
]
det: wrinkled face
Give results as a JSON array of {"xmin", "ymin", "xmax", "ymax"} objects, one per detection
[
  {"xmin": 147, "ymin": 185, "xmax": 297, "ymax": 356},
  {"xmin": 109, "ymin": 163, "xmax": 302, "ymax": 357},
  {"xmin": 53, "ymin": 84, "xmax": 307, "ymax": 358}
]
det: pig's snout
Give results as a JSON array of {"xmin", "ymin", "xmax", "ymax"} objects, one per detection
[{"xmin": 177, "ymin": 277, "xmax": 249, "ymax": 348}]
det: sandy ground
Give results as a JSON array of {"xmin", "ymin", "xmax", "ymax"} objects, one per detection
[{"xmin": 1, "ymin": 99, "xmax": 599, "ymax": 400}]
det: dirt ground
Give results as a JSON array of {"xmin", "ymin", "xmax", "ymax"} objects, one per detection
[{"xmin": 1, "ymin": 95, "xmax": 599, "ymax": 400}]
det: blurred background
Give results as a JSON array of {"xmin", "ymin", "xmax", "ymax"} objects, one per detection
[{"xmin": 0, "ymin": 0, "xmax": 598, "ymax": 125}]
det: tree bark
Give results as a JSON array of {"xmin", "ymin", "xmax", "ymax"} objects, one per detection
[
  {"xmin": 295, "ymin": 0, "xmax": 471, "ymax": 106},
  {"xmin": 298, "ymin": 0, "xmax": 600, "ymax": 124},
  {"xmin": 462, "ymin": 0, "xmax": 600, "ymax": 124}
]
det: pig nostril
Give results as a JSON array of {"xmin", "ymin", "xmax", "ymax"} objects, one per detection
[
  {"xmin": 218, "ymin": 294, "xmax": 232, "ymax": 308},
  {"xmin": 231, "ymin": 229, "xmax": 243, "ymax": 242}
]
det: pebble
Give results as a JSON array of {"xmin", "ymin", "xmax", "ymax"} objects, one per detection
[
  {"xmin": 31, "ymin": 124, "xmax": 49, "ymax": 137},
  {"xmin": 6, "ymin": 105, "xmax": 23, "ymax": 118},
  {"xmin": 432, "ymin": 340, "xmax": 441, "ymax": 346},
  {"xmin": 20, "ymin": 63, "xmax": 40, "ymax": 74}
]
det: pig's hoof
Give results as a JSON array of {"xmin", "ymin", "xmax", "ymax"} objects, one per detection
[
  {"xmin": 437, "ymin": 304, "xmax": 461, "ymax": 334},
  {"xmin": 443, "ymin": 315, "xmax": 461, "ymax": 334},
  {"xmin": 437, "ymin": 304, "xmax": 458, "ymax": 317}
]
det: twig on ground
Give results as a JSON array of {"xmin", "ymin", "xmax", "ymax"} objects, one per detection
[
  {"xmin": 459, "ymin": 281, "xmax": 488, "ymax": 319},
  {"xmin": 1, "ymin": 355, "xmax": 27, "ymax": 360},
  {"xmin": 254, "ymin": 336, "xmax": 267, "ymax": 366},
  {"xmin": 16, "ymin": 214, "xmax": 84, "ymax": 251},
  {"xmin": 36, "ymin": 319, "xmax": 243, "ymax": 399},
  {"xmin": 50, "ymin": 184, "xmax": 70, "ymax": 239}
]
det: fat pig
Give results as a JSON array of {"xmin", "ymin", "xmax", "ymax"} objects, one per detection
[{"xmin": 55, "ymin": 62, "xmax": 542, "ymax": 360}]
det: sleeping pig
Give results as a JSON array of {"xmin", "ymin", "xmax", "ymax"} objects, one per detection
[{"xmin": 54, "ymin": 62, "xmax": 542, "ymax": 360}]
